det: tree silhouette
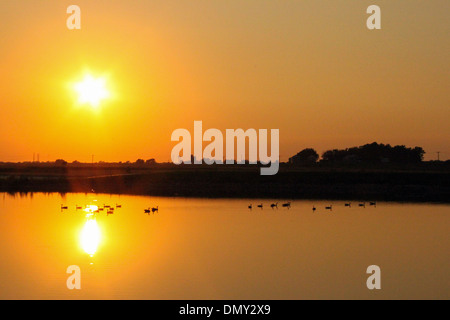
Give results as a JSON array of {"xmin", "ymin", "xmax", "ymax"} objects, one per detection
[
  {"xmin": 321, "ymin": 142, "xmax": 425, "ymax": 164},
  {"xmin": 55, "ymin": 159, "xmax": 67, "ymax": 166},
  {"xmin": 289, "ymin": 148, "xmax": 319, "ymax": 165}
]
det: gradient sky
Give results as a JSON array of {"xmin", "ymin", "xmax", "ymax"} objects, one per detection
[{"xmin": 0, "ymin": 0, "xmax": 448, "ymax": 162}]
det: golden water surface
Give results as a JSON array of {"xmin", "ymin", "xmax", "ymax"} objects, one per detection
[{"xmin": 0, "ymin": 193, "xmax": 448, "ymax": 299}]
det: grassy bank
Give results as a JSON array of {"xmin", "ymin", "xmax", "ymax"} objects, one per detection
[{"xmin": 0, "ymin": 164, "xmax": 449, "ymax": 202}]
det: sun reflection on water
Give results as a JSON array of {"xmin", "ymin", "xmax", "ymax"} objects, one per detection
[
  {"xmin": 80, "ymin": 218, "xmax": 101, "ymax": 256},
  {"xmin": 84, "ymin": 205, "xmax": 99, "ymax": 217}
]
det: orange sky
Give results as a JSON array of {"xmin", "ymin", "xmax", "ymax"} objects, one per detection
[{"xmin": 0, "ymin": 0, "xmax": 448, "ymax": 162}]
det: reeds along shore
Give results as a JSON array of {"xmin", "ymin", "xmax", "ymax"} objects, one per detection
[{"xmin": 0, "ymin": 163, "xmax": 449, "ymax": 202}]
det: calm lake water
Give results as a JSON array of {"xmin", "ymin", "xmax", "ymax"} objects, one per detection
[{"xmin": 0, "ymin": 192, "xmax": 448, "ymax": 299}]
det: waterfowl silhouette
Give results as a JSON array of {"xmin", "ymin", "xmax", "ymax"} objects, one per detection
[{"xmin": 282, "ymin": 202, "xmax": 291, "ymax": 208}]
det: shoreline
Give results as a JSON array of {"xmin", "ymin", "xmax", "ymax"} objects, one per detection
[{"xmin": 1, "ymin": 165, "xmax": 449, "ymax": 203}]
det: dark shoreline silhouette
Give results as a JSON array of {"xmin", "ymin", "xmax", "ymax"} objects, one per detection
[{"xmin": 1, "ymin": 162, "xmax": 449, "ymax": 203}]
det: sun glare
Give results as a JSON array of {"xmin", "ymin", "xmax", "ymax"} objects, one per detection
[
  {"xmin": 80, "ymin": 219, "xmax": 101, "ymax": 256},
  {"xmin": 74, "ymin": 74, "xmax": 110, "ymax": 108}
]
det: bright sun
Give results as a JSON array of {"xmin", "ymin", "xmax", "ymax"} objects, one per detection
[{"xmin": 74, "ymin": 74, "xmax": 110, "ymax": 108}]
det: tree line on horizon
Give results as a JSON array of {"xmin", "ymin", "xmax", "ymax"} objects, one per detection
[
  {"xmin": 0, "ymin": 142, "xmax": 442, "ymax": 167},
  {"xmin": 289, "ymin": 142, "xmax": 426, "ymax": 165}
]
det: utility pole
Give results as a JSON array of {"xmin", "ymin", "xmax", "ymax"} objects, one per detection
[
  {"xmin": 92, "ymin": 154, "xmax": 94, "ymax": 164},
  {"xmin": 437, "ymin": 151, "xmax": 440, "ymax": 161}
]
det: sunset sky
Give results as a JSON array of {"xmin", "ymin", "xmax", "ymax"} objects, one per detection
[{"xmin": 0, "ymin": 0, "xmax": 448, "ymax": 162}]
